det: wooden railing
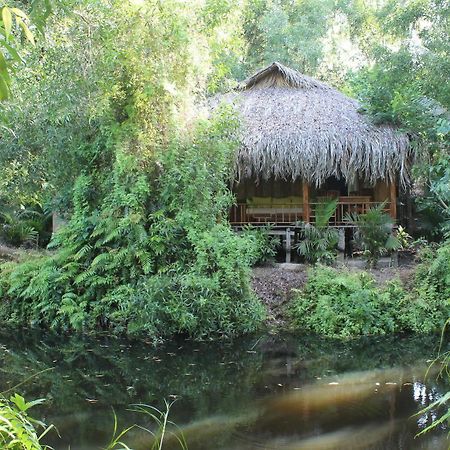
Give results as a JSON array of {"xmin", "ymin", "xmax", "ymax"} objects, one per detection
[
  {"xmin": 229, "ymin": 203, "xmax": 304, "ymax": 225},
  {"xmin": 230, "ymin": 200, "xmax": 390, "ymax": 227}
]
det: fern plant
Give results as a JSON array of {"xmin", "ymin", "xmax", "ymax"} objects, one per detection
[
  {"xmin": 0, "ymin": 112, "xmax": 266, "ymax": 340},
  {"xmin": 295, "ymin": 199, "xmax": 339, "ymax": 264},
  {"xmin": 346, "ymin": 202, "xmax": 400, "ymax": 268}
]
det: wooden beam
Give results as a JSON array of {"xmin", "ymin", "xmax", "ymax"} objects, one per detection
[
  {"xmin": 389, "ymin": 181, "xmax": 397, "ymax": 221},
  {"xmin": 302, "ymin": 180, "xmax": 310, "ymax": 223}
]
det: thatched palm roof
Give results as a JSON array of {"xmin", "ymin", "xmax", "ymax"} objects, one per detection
[{"xmin": 215, "ymin": 62, "xmax": 412, "ymax": 186}]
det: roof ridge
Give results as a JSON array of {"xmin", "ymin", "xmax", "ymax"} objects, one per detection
[{"xmin": 243, "ymin": 61, "xmax": 330, "ymax": 90}]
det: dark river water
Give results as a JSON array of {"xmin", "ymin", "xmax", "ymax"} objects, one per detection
[{"xmin": 0, "ymin": 331, "xmax": 448, "ymax": 450}]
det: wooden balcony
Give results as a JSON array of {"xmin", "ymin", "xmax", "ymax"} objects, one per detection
[{"xmin": 230, "ymin": 197, "xmax": 391, "ymax": 227}]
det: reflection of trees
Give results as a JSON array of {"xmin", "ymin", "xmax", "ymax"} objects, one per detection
[
  {"xmin": 0, "ymin": 331, "xmax": 447, "ymax": 448},
  {"xmin": 0, "ymin": 330, "xmax": 266, "ymax": 447}
]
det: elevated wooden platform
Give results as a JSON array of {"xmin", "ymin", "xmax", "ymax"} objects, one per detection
[{"xmin": 230, "ymin": 198, "xmax": 392, "ymax": 227}]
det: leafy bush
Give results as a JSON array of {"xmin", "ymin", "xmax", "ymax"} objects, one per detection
[
  {"xmin": 241, "ymin": 225, "xmax": 277, "ymax": 265},
  {"xmin": 289, "ymin": 266, "xmax": 404, "ymax": 337},
  {"xmin": 403, "ymin": 242, "xmax": 450, "ymax": 333},
  {"xmin": 0, "ymin": 394, "xmax": 51, "ymax": 450},
  {"xmin": 0, "ymin": 114, "xmax": 266, "ymax": 341},
  {"xmin": 346, "ymin": 203, "xmax": 400, "ymax": 268},
  {"xmin": 295, "ymin": 199, "xmax": 339, "ymax": 264},
  {"xmin": 289, "ymin": 259, "xmax": 450, "ymax": 338}
]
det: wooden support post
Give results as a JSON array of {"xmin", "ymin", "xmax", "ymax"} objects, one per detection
[
  {"xmin": 285, "ymin": 228, "xmax": 291, "ymax": 263},
  {"xmin": 389, "ymin": 181, "xmax": 397, "ymax": 221},
  {"xmin": 302, "ymin": 180, "xmax": 310, "ymax": 223}
]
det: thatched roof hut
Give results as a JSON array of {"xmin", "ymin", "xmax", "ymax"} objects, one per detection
[{"xmin": 216, "ymin": 62, "xmax": 413, "ymax": 187}]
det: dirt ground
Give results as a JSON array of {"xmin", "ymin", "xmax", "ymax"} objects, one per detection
[
  {"xmin": 0, "ymin": 244, "xmax": 20, "ymax": 262},
  {"xmin": 252, "ymin": 259, "xmax": 417, "ymax": 328}
]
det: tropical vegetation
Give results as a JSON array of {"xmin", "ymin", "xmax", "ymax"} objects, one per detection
[
  {"xmin": 0, "ymin": 394, "xmax": 51, "ymax": 450},
  {"xmin": 289, "ymin": 246, "xmax": 450, "ymax": 337},
  {"xmin": 0, "ymin": 0, "xmax": 448, "ymax": 445},
  {"xmin": 296, "ymin": 199, "xmax": 339, "ymax": 264},
  {"xmin": 346, "ymin": 203, "xmax": 400, "ymax": 268}
]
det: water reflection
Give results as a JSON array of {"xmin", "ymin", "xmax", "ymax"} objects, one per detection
[{"xmin": 0, "ymin": 331, "xmax": 448, "ymax": 449}]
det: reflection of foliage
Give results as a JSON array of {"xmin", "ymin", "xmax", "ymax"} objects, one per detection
[
  {"xmin": 0, "ymin": 331, "xmax": 447, "ymax": 448},
  {"xmin": 0, "ymin": 331, "xmax": 265, "ymax": 447},
  {"xmin": 416, "ymin": 319, "xmax": 450, "ymax": 438}
]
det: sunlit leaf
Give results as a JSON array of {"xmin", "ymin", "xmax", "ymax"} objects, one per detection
[
  {"xmin": 16, "ymin": 18, "xmax": 35, "ymax": 45},
  {"xmin": 10, "ymin": 8, "xmax": 28, "ymax": 20},
  {"xmin": 0, "ymin": 40, "xmax": 24, "ymax": 63},
  {"xmin": 0, "ymin": 72, "xmax": 9, "ymax": 100},
  {"xmin": 2, "ymin": 7, "xmax": 12, "ymax": 38},
  {"xmin": 0, "ymin": 50, "xmax": 7, "ymax": 72}
]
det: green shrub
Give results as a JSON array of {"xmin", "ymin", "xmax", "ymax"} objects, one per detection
[
  {"xmin": 403, "ymin": 242, "xmax": 450, "ymax": 333},
  {"xmin": 241, "ymin": 225, "xmax": 277, "ymax": 265},
  {"xmin": 289, "ymin": 259, "xmax": 450, "ymax": 337},
  {"xmin": 0, "ymin": 206, "xmax": 51, "ymax": 248},
  {"xmin": 0, "ymin": 113, "xmax": 266, "ymax": 341},
  {"xmin": 289, "ymin": 266, "xmax": 403, "ymax": 337}
]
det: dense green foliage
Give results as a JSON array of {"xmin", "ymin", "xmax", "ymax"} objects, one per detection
[
  {"xmin": 289, "ymin": 249, "xmax": 450, "ymax": 337},
  {"xmin": 289, "ymin": 266, "xmax": 405, "ymax": 337},
  {"xmin": 0, "ymin": 0, "xmax": 447, "ymax": 216},
  {"xmin": 0, "ymin": 205, "xmax": 51, "ymax": 248},
  {"xmin": 406, "ymin": 243, "xmax": 450, "ymax": 333},
  {"xmin": 0, "ymin": 0, "xmax": 447, "ymax": 446},
  {"xmin": 0, "ymin": 114, "xmax": 265, "ymax": 339},
  {"xmin": 0, "ymin": 1, "xmax": 271, "ymax": 340},
  {"xmin": 346, "ymin": 0, "xmax": 449, "ymax": 236},
  {"xmin": 0, "ymin": 0, "xmax": 448, "ymax": 341},
  {"xmin": 347, "ymin": 203, "xmax": 400, "ymax": 268}
]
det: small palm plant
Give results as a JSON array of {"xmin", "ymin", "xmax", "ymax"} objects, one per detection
[
  {"xmin": 346, "ymin": 202, "xmax": 400, "ymax": 268},
  {"xmin": 0, "ymin": 209, "xmax": 39, "ymax": 248},
  {"xmin": 295, "ymin": 199, "xmax": 339, "ymax": 264},
  {"xmin": 0, "ymin": 205, "xmax": 51, "ymax": 248}
]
